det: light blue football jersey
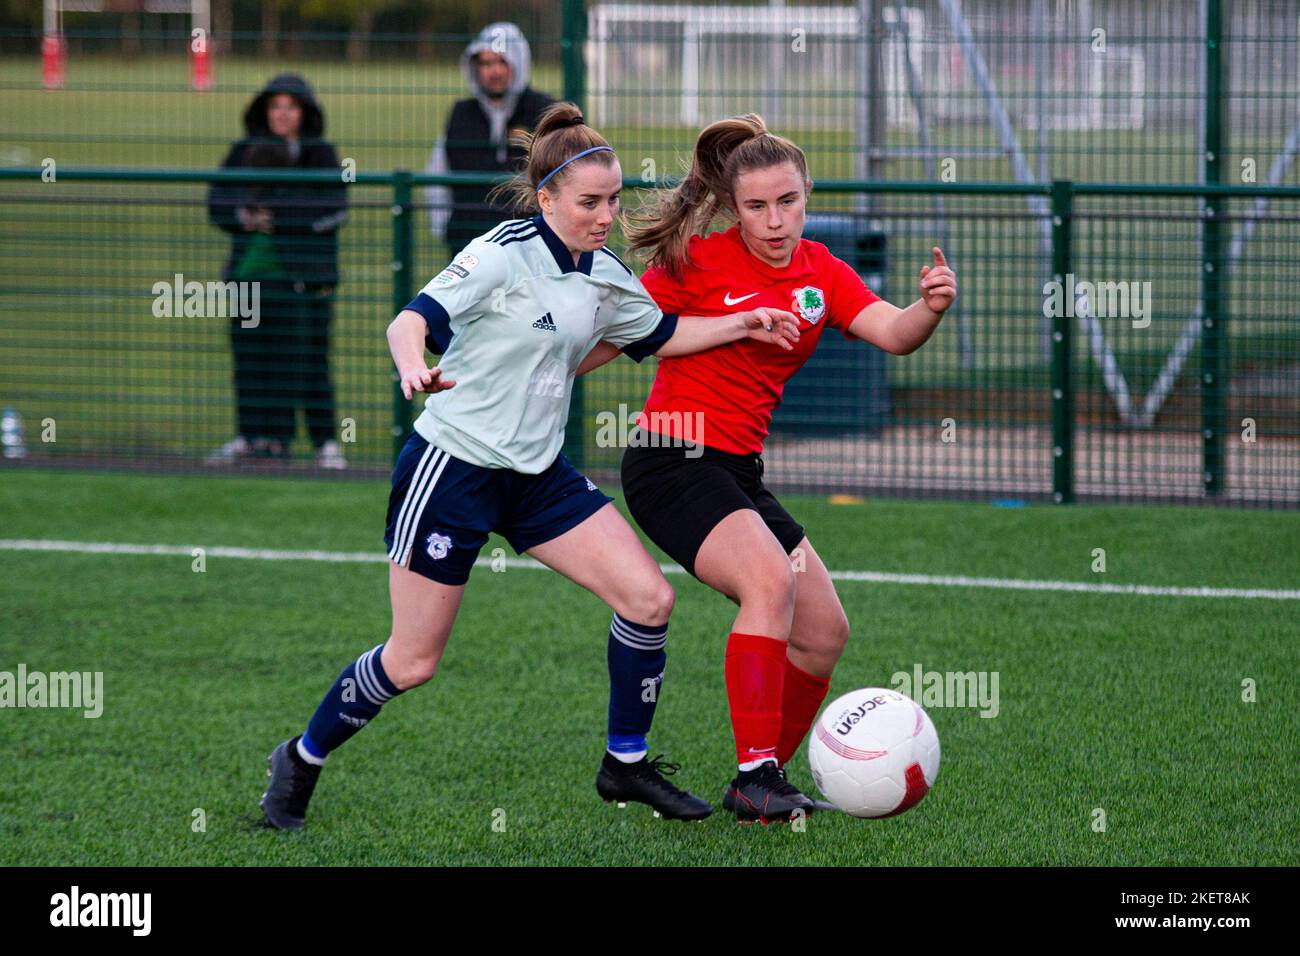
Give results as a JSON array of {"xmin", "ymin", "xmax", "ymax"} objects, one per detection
[{"xmin": 403, "ymin": 214, "xmax": 676, "ymax": 474}]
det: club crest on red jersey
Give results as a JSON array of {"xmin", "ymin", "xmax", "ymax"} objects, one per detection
[{"xmin": 791, "ymin": 286, "xmax": 826, "ymax": 324}]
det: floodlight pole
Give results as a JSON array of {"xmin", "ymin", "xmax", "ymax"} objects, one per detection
[
  {"xmin": 1032, "ymin": 0, "xmax": 1048, "ymax": 184},
  {"xmin": 765, "ymin": 0, "xmax": 786, "ymax": 127},
  {"xmin": 937, "ymin": 0, "xmax": 1050, "ymax": 355},
  {"xmin": 891, "ymin": 0, "xmax": 968, "ymax": 367},
  {"xmin": 855, "ymin": 0, "xmax": 886, "ymax": 221}
]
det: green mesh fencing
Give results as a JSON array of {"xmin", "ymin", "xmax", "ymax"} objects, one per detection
[
  {"xmin": 2, "ymin": 170, "xmax": 1297, "ymax": 507},
  {"xmin": 0, "ymin": 2, "xmax": 1297, "ymax": 505},
  {"xmin": 0, "ymin": 171, "xmax": 401, "ymax": 472}
]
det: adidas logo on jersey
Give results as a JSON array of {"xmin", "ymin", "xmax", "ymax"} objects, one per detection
[{"xmin": 532, "ymin": 311, "xmax": 557, "ymax": 332}]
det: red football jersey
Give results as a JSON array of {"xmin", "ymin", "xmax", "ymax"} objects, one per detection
[{"xmin": 637, "ymin": 226, "xmax": 882, "ymax": 455}]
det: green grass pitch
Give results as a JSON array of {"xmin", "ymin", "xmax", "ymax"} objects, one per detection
[{"xmin": 1, "ymin": 468, "xmax": 1296, "ymax": 866}]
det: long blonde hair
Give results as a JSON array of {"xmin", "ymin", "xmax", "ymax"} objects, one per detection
[
  {"xmin": 625, "ymin": 113, "xmax": 811, "ymax": 277},
  {"xmin": 488, "ymin": 102, "xmax": 618, "ymax": 215}
]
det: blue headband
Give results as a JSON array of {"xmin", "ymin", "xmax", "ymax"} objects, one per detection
[{"xmin": 536, "ymin": 145, "xmax": 615, "ymax": 193}]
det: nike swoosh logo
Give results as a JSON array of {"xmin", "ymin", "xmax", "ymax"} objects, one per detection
[{"xmin": 723, "ymin": 292, "xmax": 759, "ymax": 306}]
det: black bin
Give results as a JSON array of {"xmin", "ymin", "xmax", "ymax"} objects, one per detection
[{"xmin": 771, "ymin": 214, "xmax": 890, "ymax": 437}]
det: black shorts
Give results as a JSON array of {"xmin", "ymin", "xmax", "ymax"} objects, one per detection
[{"xmin": 620, "ymin": 432, "xmax": 805, "ymax": 578}]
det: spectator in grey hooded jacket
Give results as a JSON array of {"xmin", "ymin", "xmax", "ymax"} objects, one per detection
[{"xmin": 425, "ymin": 22, "xmax": 555, "ymax": 250}]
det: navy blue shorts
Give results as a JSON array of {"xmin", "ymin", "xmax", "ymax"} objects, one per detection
[{"xmin": 384, "ymin": 431, "xmax": 613, "ymax": 586}]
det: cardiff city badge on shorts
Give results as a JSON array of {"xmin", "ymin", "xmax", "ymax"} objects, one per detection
[
  {"xmin": 791, "ymin": 286, "xmax": 826, "ymax": 324},
  {"xmin": 431, "ymin": 252, "xmax": 479, "ymax": 287},
  {"xmin": 425, "ymin": 532, "xmax": 452, "ymax": 560}
]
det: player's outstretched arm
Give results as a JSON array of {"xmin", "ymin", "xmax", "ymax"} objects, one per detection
[
  {"xmin": 576, "ymin": 341, "xmax": 623, "ymax": 376},
  {"xmin": 581, "ymin": 307, "xmax": 800, "ymax": 372},
  {"xmin": 847, "ymin": 247, "xmax": 957, "ymax": 355},
  {"xmin": 387, "ymin": 309, "xmax": 456, "ymax": 400},
  {"xmin": 654, "ymin": 308, "xmax": 801, "ymax": 357}
]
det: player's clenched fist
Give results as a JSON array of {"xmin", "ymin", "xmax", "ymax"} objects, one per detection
[
  {"xmin": 742, "ymin": 307, "xmax": 802, "ymax": 351},
  {"xmin": 919, "ymin": 247, "xmax": 957, "ymax": 314},
  {"xmin": 399, "ymin": 365, "xmax": 456, "ymax": 400}
]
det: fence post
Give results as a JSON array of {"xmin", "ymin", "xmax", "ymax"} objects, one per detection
[
  {"xmin": 1050, "ymin": 179, "xmax": 1074, "ymax": 504},
  {"xmin": 391, "ymin": 170, "xmax": 413, "ymax": 463},
  {"xmin": 562, "ymin": 0, "xmax": 588, "ymax": 469},
  {"xmin": 1201, "ymin": 0, "xmax": 1226, "ymax": 496}
]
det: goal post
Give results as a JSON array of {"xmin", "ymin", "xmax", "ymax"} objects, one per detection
[
  {"xmin": 42, "ymin": 0, "xmax": 65, "ymax": 89},
  {"xmin": 586, "ymin": 3, "xmax": 924, "ymax": 131},
  {"xmin": 41, "ymin": 0, "xmax": 213, "ymax": 91}
]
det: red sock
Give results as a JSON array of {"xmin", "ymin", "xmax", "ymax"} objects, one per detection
[
  {"xmin": 724, "ymin": 632, "xmax": 788, "ymax": 767},
  {"xmin": 776, "ymin": 658, "xmax": 831, "ymax": 766}
]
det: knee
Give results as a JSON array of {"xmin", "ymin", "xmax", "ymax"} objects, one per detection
[
  {"xmin": 388, "ymin": 657, "xmax": 438, "ymax": 691},
  {"xmin": 830, "ymin": 610, "xmax": 850, "ymax": 650},
  {"xmin": 790, "ymin": 607, "xmax": 850, "ymax": 659},
  {"xmin": 620, "ymin": 578, "xmax": 675, "ymax": 628},
  {"xmin": 381, "ymin": 644, "xmax": 441, "ymax": 692},
  {"xmin": 741, "ymin": 564, "xmax": 797, "ymax": 621}
]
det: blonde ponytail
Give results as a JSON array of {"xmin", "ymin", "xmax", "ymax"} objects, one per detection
[{"xmin": 625, "ymin": 113, "xmax": 811, "ymax": 277}]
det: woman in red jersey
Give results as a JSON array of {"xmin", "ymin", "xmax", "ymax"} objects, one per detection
[{"xmin": 579, "ymin": 114, "xmax": 957, "ymax": 821}]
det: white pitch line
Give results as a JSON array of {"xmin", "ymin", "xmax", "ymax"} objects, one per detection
[
  {"xmin": 826, "ymin": 570, "xmax": 1300, "ymax": 601},
  {"xmin": 2, "ymin": 538, "xmax": 1296, "ymax": 602},
  {"xmin": 0, "ymin": 539, "xmax": 388, "ymax": 563}
]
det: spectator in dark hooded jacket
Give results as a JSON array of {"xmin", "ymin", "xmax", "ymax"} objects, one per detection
[
  {"xmin": 426, "ymin": 22, "xmax": 554, "ymax": 251},
  {"xmin": 207, "ymin": 73, "xmax": 349, "ymax": 468}
]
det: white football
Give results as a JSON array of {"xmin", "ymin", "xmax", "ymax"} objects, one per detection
[{"xmin": 808, "ymin": 687, "xmax": 941, "ymax": 818}]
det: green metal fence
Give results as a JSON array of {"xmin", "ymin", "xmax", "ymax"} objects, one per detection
[
  {"xmin": 1, "ymin": 0, "xmax": 1298, "ymax": 506},
  {"xmin": 1, "ymin": 167, "xmax": 1297, "ymax": 507}
]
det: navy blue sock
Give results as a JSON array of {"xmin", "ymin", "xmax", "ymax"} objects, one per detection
[
  {"xmin": 606, "ymin": 614, "xmax": 667, "ymax": 761},
  {"xmin": 300, "ymin": 643, "xmax": 402, "ymax": 761}
]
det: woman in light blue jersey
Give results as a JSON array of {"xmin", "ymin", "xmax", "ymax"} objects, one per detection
[{"xmin": 260, "ymin": 102, "xmax": 801, "ymax": 830}]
